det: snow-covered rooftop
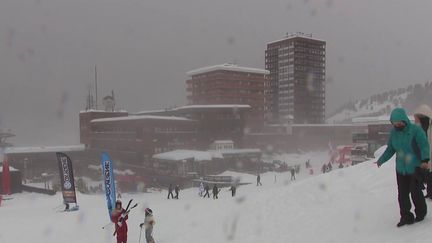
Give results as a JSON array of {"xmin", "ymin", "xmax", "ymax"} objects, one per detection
[
  {"xmin": 4, "ymin": 145, "xmax": 85, "ymax": 154},
  {"xmin": 153, "ymin": 150, "xmax": 223, "ymax": 162},
  {"xmin": 176, "ymin": 104, "xmax": 251, "ymax": 110},
  {"xmin": 130, "ymin": 105, "xmax": 251, "ymax": 116},
  {"xmin": 0, "ymin": 165, "xmax": 18, "ymax": 172},
  {"xmin": 91, "ymin": 115, "xmax": 195, "ymax": 123},
  {"xmin": 80, "ymin": 109, "xmax": 128, "ymax": 114},
  {"xmin": 268, "ymin": 33, "xmax": 325, "ymax": 45},
  {"xmin": 213, "ymin": 140, "xmax": 234, "ymax": 144},
  {"xmin": 292, "ymin": 124, "xmax": 364, "ymax": 127},
  {"xmin": 87, "ymin": 165, "xmax": 135, "ymax": 175},
  {"xmin": 132, "ymin": 109, "xmax": 169, "ymax": 116},
  {"xmin": 213, "ymin": 149, "xmax": 261, "ymax": 155},
  {"xmin": 187, "ymin": 63, "xmax": 269, "ymax": 76},
  {"xmin": 352, "ymin": 115, "xmax": 415, "ymax": 124}
]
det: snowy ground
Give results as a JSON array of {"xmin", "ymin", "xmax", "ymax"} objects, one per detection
[{"xmin": 2, "ymin": 149, "xmax": 432, "ymax": 243}]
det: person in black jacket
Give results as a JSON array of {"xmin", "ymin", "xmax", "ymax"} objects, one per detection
[
  {"xmin": 174, "ymin": 185, "xmax": 180, "ymax": 199},
  {"xmin": 203, "ymin": 184, "xmax": 210, "ymax": 198},
  {"xmin": 290, "ymin": 168, "xmax": 296, "ymax": 181},
  {"xmin": 327, "ymin": 162, "xmax": 333, "ymax": 171},
  {"xmin": 256, "ymin": 174, "xmax": 262, "ymax": 186},
  {"xmin": 229, "ymin": 185, "xmax": 236, "ymax": 197},
  {"xmin": 167, "ymin": 184, "xmax": 174, "ymax": 199},
  {"xmin": 212, "ymin": 185, "xmax": 219, "ymax": 199}
]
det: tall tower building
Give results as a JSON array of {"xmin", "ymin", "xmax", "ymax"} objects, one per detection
[{"xmin": 265, "ymin": 33, "xmax": 326, "ymax": 123}]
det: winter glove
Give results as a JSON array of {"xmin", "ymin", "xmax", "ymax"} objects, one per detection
[
  {"xmin": 414, "ymin": 167, "xmax": 427, "ymax": 189},
  {"xmin": 420, "ymin": 161, "xmax": 430, "ymax": 170}
]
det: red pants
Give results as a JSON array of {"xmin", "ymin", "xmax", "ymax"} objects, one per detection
[{"xmin": 117, "ymin": 235, "xmax": 127, "ymax": 243}]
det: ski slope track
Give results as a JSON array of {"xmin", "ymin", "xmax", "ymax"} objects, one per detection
[{"xmin": 1, "ymin": 149, "xmax": 432, "ymax": 242}]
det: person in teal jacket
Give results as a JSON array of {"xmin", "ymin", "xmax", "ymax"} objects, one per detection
[{"xmin": 377, "ymin": 108, "xmax": 430, "ymax": 227}]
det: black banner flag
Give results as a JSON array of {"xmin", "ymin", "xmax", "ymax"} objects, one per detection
[{"xmin": 56, "ymin": 152, "xmax": 77, "ymax": 204}]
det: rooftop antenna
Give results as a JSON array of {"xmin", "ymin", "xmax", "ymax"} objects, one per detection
[{"xmin": 95, "ymin": 65, "xmax": 98, "ymax": 110}]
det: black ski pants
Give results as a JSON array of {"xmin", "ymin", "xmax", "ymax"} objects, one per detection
[
  {"xmin": 397, "ymin": 173, "xmax": 427, "ymax": 220},
  {"xmin": 426, "ymin": 172, "xmax": 432, "ymax": 197}
]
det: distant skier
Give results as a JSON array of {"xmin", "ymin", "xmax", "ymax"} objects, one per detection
[
  {"xmin": 295, "ymin": 164, "xmax": 300, "ymax": 174},
  {"xmin": 139, "ymin": 208, "xmax": 155, "ymax": 243},
  {"xmin": 64, "ymin": 201, "xmax": 70, "ymax": 211},
  {"xmin": 203, "ymin": 184, "xmax": 210, "ymax": 198},
  {"xmin": 174, "ymin": 185, "xmax": 180, "ymax": 199},
  {"xmin": 212, "ymin": 184, "xmax": 220, "ymax": 199},
  {"xmin": 321, "ymin": 164, "xmax": 327, "ymax": 174},
  {"xmin": 327, "ymin": 162, "xmax": 333, "ymax": 171},
  {"xmin": 290, "ymin": 168, "xmax": 296, "ymax": 181},
  {"xmin": 309, "ymin": 168, "xmax": 314, "ymax": 175},
  {"xmin": 111, "ymin": 200, "xmax": 129, "ymax": 243},
  {"xmin": 257, "ymin": 174, "xmax": 262, "ymax": 186},
  {"xmin": 229, "ymin": 185, "xmax": 237, "ymax": 197},
  {"xmin": 167, "ymin": 184, "xmax": 174, "ymax": 199},
  {"xmin": 199, "ymin": 182, "xmax": 205, "ymax": 197}
]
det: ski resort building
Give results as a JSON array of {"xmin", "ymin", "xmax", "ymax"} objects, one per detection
[
  {"xmin": 186, "ymin": 63, "xmax": 270, "ymax": 130},
  {"xmin": 266, "ymin": 33, "xmax": 326, "ymax": 123}
]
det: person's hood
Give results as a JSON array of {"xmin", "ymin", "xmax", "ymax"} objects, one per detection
[
  {"xmin": 390, "ymin": 108, "xmax": 411, "ymax": 125},
  {"xmin": 414, "ymin": 104, "xmax": 432, "ymax": 119}
]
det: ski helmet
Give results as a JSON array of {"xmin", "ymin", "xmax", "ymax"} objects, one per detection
[{"xmin": 145, "ymin": 207, "xmax": 153, "ymax": 215}]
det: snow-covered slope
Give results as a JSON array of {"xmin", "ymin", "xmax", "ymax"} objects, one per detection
[
  {"xmin": 327, "ymin": 82, "xmax": 432, "ymax": 123},
  {"xmin": 2, "ymin": 150, "xmax": 432, "ymax": 243}
]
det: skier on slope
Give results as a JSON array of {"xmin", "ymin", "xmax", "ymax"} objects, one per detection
[
  {"xmin": 327, "ymin": 162, "xmax": 333, "ymax": 171},
  {"xmin": 321, "ymin": 164, "xmax": 327, "ymax": 174},
  {"xmin": 256, "ymin": 174, "xmax": 262, "ymax": 186},
  {"xmin": 199, "ymin": 182, "xmax": 205, "ymax": 197},
  {"xmin": 167, "ymin": 184, "xmax": 174, "ymax": 199},
  {"xmin": 290, "ymin": 167, "xmax": 296, "ymax": 181},
  {"xmin": 111, "ymin": 200, "xmax": 129, "ymax": 243},
  {"xmin": 139, "ymin": 208, "xmax": 155, "ymax": 243},
  {"xmin": 212, "ymin": 184, "xmax": 220, "ymax": 199},
  {"xmin": 376, "ymin": 108, "xmax": 430, "ymax": 227},
  {"xmin": 229, "ymin": 185, "xmax": 237, "ymax": 197},
  {"xmin": 63, "ymin": 200, "xmax": 70, "ymax": 211},
  {"xmin": 174, "ymin": 185, "xmax": 180, "ymax": 199},
  {"xmin": 414, "ymin": 104, "xmax": 432, "ymax": 199},
  {"xmin": 203, "ymin": 184, "xmax": 210, "ymax": 198}
]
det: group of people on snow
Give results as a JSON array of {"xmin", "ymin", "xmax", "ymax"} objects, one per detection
[
  {"xmin": 108, "ymin": 105, "xmax": 432, "ymax": 243},
  {"xmin": 167, "ymin": 184, "xmax": 180, "ymax": 199},
  {"xmin": 321, "ymin": 162, "xmax": 333, "ymax": 173},
  {"xmin": 111, "ymin": 200, "xmax": 155, "ymax": 243}
]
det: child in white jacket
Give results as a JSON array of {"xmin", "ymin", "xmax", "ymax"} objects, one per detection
[{"xmin": 140, "ymin": 208, "xmax": 155, "ymax": 243}]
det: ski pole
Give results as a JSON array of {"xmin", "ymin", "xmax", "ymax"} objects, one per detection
[
  {"xmin": 139, "ymin": 224, "xmax": 143, "ymax": 243},
  {"xmin": 102, "ymin": 222, "xmax": 112, "ymax": 229}
]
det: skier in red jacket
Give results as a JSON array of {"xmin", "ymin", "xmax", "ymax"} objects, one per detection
[{"xmin": 111, "ymin": 200, "xmax": 129, "ymax": 243}]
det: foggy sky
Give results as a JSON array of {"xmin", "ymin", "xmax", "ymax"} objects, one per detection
[{"xmin": 1, "ymin": 0, "xmax": 432, "ymax": 146}]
